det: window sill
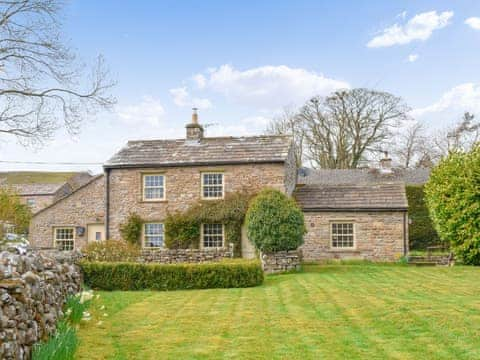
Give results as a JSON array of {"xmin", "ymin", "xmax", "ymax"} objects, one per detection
[
  {"xmin": 327, "ymin": 248, "xmax": 358, "ymax": 252},
  {"xmin": 140, "ymin": 200, "xmax": 168, "ymax": 203}
]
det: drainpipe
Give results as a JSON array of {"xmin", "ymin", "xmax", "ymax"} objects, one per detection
[
  {"xmin": 105, "ymin": 168, "xmax": 110, "ymax": 239},
  {"xmin": 403, "ymin": 212, "xmax": 408, "ymax": 256}
]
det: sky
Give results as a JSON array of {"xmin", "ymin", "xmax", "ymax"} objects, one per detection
[{"xmin": 1, "ymin": 0, "xmax": 480, "ymax": 173}]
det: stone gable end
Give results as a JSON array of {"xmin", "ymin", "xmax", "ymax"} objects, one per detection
[{"xmin": 29, "ymin": 176, "xmax": 105, "ymax": 248}]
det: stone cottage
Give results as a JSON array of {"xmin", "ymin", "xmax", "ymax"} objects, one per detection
[
  {"xmin": 0, "ymin": 172, "xmax": 93, "ymax": 213},
  {"xmin": 29, "ymin": 110, "xmax": 409, "ymax": 261}
]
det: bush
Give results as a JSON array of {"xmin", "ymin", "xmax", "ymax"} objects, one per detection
[
  {"xmin": 119, "ymin": 213, "xmax": 143, "ymax": 245},
  {"xmin": 80, "ymin": 260, "xmax": 264, "ymax": 291},
  {"xmin": 82, "ymin": 240, "xmax": 140, "ymax": 262},
  {"xmin": 246, "ymin": 188, "xmax": 306, "ymax": 252},
  {"xmin": 406, "ymin": 185, "xmax": 441, "ymax": 250},
  {"xmin": 164, "ymin": 212, "xmax": 200, "ymax": 249},
  {"xmin": 425, "ymin": 146, "xmax": 480, "ymax": 265}
]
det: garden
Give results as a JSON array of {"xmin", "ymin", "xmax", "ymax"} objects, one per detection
[{"xmin": 74, "ymin": 264, "xmax": 480, "ymax": 359}]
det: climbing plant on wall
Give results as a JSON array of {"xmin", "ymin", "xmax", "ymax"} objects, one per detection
[{"xmin": 164, "ymin": 191, "xmax": 253, "ymax": 257}]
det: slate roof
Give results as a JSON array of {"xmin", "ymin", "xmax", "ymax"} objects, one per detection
[
  {"xmin": 294, "ymin": 183, "xmax": 408, "ymax": 211},
  {"xmin": 298, "ymin": 167, "xmax": 430, "ymax": 186},
  {"xmin": 104, "ymin": 135, "xmax": 293, "ymax": 168},
  {"xmin": 5, "ymin": 183, "xmax": 67, "ymax": 196}
]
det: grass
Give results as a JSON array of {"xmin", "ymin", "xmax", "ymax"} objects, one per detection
[
  {"xmin": 76, "ymin": 264, "xmax": 480, "ymax": 359},
  {"xmin": 0, "ymin": 171, "xmax": 77, "ymax": 184}
]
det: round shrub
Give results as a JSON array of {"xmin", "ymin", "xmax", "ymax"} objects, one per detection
[
  {"xmin": 82, "ymin": 240, "xmax": 140, "ymax": 262},
  {"xmin": 424, "ymin": 146, "xmax": 480, "ymax": 265},
  {"xmin": 245, "ymin": 188, "xmax": 306, "ymax": 253}
]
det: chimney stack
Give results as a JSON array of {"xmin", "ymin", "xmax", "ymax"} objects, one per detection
[
  {"xmin": 186, "ymin": 108, "xmax": 204, "ymax": 141},
  {"xmin": 379, "ymin": 151, "xmax": 393, "ymax": 174}
]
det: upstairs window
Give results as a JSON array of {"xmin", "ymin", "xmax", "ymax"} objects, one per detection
[
  {"xmin": 26, "ymin": 198, "xmax": 36, "ymax": 207},
  {"xmin": 144, "ymin": 223, "xmax": 164, "ymax": 248},
  {"xmin": 143, "ymin": 174, "xmax": 165, "ymax": 201},
  {"xmin": 54, "ymin": 227, "xmax": 74, "ymax": 251},
  {"xmin": 202, "ymin": 223, "xmax": 224, "ymax": 248},
  {"xmin": 331, "ymin": 223, "xmax": 355, "ymax": 249},
  {"xmin": 201, "ymin": 172, "xmax": 223, "ymax": 199}
]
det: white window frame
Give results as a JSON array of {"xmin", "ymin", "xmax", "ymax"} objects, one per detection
[
  {"xmin": 330, "ymin": 222, "xmax": 355, "ymax": 250},
  {"xmin": 201, "ymin": 223, "xmax": 224, "ymax": 249},
  {"xmin": 142, "ymin": 174, "xmax": 166, "ymax": 201},
  {"xmin": 54, "ymin": 227, "xmax": 75, "ymax": 251},
  {"xmin": 201, "ymin": 172, "xmax": 224, "ymax": 200},
  {"xmin": 143, "ymin": 223, "xmax": 164, "ymax": 248}
]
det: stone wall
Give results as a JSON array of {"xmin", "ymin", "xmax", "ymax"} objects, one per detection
[
  {"xmin": 108, "ymin": 163, "xmax": 288, "ymax": 241},
  {"xmin": 18, "ymin": 195, "xmax": 56, "ymax": 215},
  {"xmin": 29, "ymin": 175, "xmax": 105, "ymax": 249},
  {"xmin": 301, "ymin": 211, "xmax": 407, "ymax": 262},
  {"xmin": 261, "ymin": 251, "xmax": 302, "ymax": 274},
  {"xmin": 139, "ymin": 247, "xmax": 233, "ymax": 264},
  {"xmin": 0, "ymin": 250, "xmax": 81, "ymax": 359}
]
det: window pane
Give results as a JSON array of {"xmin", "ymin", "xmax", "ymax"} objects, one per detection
[
  {"xmin": 55, "ymin": 228, "xmax": 74, "ymax": 251},
  {"xmin": 144, "ymin": 223, "xmax": 164, "ymax": 248},
  {"xmin": 203, "ymin": 223, "xmax": 223, "ymax": 248},
  {"xmin": 143, "ymin": 175, "xmax": 165, "ymax": 200},
  {"xmin": 331, "ymin": 223, "xmax": 354, "ymax": 248},
  {"xmin": 202, "ymin": 173, "xmax": 223, "ymax": 198}
]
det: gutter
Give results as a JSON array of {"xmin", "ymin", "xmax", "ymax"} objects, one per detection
[
  {"xmin": 103, "ymin": 159, "xmax": 285, "ymax": 170},
  {"xmin": 301, "ymin": 207, "xmax": 409, "ymax": 212}
]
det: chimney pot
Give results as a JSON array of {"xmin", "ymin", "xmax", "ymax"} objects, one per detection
[{"xmin": 192, "ymin": 107, "xmax": 198, "ymax": 124}]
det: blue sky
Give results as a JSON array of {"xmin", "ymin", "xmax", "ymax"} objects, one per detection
[{"xmin": 2, "ymin": 0, "xmax": 480, "ymax": 172}]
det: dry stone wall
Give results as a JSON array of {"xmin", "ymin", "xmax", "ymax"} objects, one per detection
[
  {"xmin": 0, "ymin": 250, "xmax": 81, "ymax": 359},
  {"xmin": 140, "ymin": 247, "xmax": 233, "ymax": 264},
  {"xmin": 261, "ymin": 251, "xmax": 301, "ymax": 274}
]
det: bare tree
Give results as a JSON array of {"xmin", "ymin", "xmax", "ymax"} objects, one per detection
[
  {"xmin": 428, "ymin": 112, "xmax": 480, "ymax": 162},
  {"xmin": 0, "ymin": 0, "xmax": 116, "ymax": 146},
  {"xmin": 299, "ymin": 89, "xmax": 409, "ymax": 169},
  {"xmin": 266, "ymin": 107, "xmax": 305, "ymax": 167},
  {"xmin": 392, "ymin": 122, "xmax": 425, "ymax": 168}
]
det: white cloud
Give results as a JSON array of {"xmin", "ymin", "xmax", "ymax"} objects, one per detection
[
  {"xmin": 465, "ymin": 17, "xmax": 480, "ymax": 30},
  {"xmin": 116, "ymin": 96, "xmax": 165, "ymax": 126},
  {"xmin": 169, "ymin": 87, "xmax": 212, "ymax": 109},
  {"xmin": 367, "ymin": 10, "xmax": 453, "ymax": 48},
  {"xmin": 192, "ymin": 74, "xmax": 207, "ymax": 89},
  {"xmin": 407, "ymin": 54, "xmax": 419, "ymax": 62},
  {"xmin": 412, "ymin": 83, "xmax": 480, "ymax": 126},
  {"xmin": 193, "ymin": 64, "xmax": 349, "ymax": 109}
]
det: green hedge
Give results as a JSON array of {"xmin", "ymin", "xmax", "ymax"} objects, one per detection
[
  {"xmin": 80, "ymin": 260, "xmax": 264, "ymax": 291},
  {"xmin": 406, "ymin": 185, "xmax": 441, "ymax": 250}
]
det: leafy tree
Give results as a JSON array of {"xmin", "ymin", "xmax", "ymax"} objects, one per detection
[
  {"xmin": 0, "ymin": 0, "xmax": 115, "ymax": 146},
  {"xmin": 246, "ymin": 188, "xmax": 305, "ymax": 252},
  {"xmin": 0, "ymin": 188, "xmax": 31, "ymax": 239},
  {"xmin": 424, "ymin": 145, "xmax": 480, "ymax": 264}
]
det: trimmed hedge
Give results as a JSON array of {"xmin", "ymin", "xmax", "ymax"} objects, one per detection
[
  {"xmin": 80, "ymin": 260, "xmax": 264, "ymax": 291},
  {"xmin": 406, "ymin": 185, "xmax": 441, "ymax": 250}
]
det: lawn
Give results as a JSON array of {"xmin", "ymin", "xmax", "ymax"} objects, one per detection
[{"xmin": 76, "ymin": 264, "xmax": 480, "ymax": 360}]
